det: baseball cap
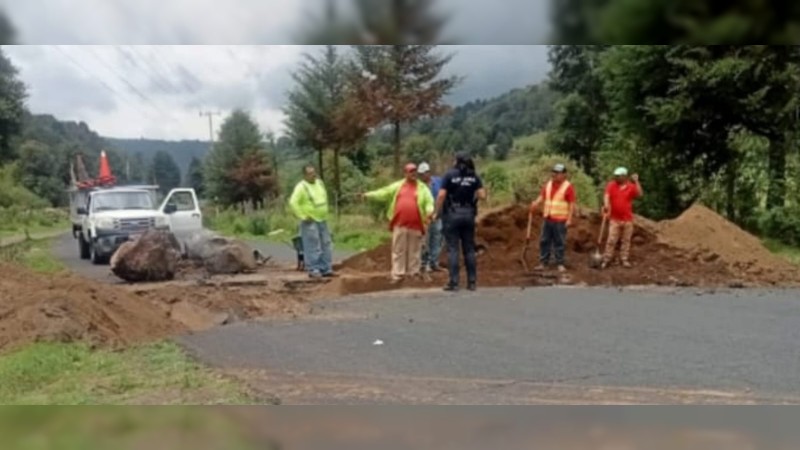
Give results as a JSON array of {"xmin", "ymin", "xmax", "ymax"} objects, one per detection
[
  {"xmin": 418, "ymin": 162, "xmax": 431, "ymax": 174},
  {"xmin": 552, "ymin": 163, "xmax": 567, "ymax": 173},
  {"xmin": 613, "ymin": 167, "xmax": 628, "ymax": 176},
  {"xmin": 404, "ymin": 163, "xmax": 418, "ymax": 173}
]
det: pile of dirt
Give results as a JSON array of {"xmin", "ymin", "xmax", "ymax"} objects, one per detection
[
  {"xmin": 657, "ymin": 204, "xmax": 800, "ymax": 284},
  {"xmin": 0, "ymin": 264, "xmax": 182, "ymax": 352},
  {"xmin": 0, "ymin": 264, "xmax": 321, "ymax": 353},
  {"xmin": 341, "ymin": 203, "xmax": 800, "ymax": 288}
]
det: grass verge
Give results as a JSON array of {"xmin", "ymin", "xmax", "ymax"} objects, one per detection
[
  {"xmin": 0, "ymin": 341, "xmax": 251, "ymax": 405},
  {"xmin": 0, "ymin": 238, "xmax": 65, "ymax": 273},
  {"xmin": 763, "ymin": 239, "xmax": 800, "ymax": 266},
  {"xmin": 208, "ymin": 208, "xmax": 390, "ymax": 252},
  {"xmin": 0, "ymin": 407, "xmax": 260, "ymax": 449}
]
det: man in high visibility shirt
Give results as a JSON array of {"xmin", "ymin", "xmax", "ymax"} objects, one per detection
[
  {"xmin": 527, "ymin": 163, "xmax": 577, "ymax": 273},
  {"xmin": 289, "ymin": 165, "xmax": 335, "ymax": 279},
  {"xmin": 361, "ymin": 163, "xmax": 435, "ymax": 283}
]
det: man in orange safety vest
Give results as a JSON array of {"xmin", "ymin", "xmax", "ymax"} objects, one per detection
[{"xmin": 527, "ymin": 163, "xmax": 577, "ymax": 272}]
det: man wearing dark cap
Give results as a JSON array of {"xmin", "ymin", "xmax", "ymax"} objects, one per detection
[
  {"xmin": 434, "ymin": 153, "xmax": 487, "ymax": 291},
  {"xmin": 528, "ymin": 163, "xmax": 577, "ymax": 272},
  {"xmin": 363, "ymin": 163, "xmax": 435, "ymax": 282}
]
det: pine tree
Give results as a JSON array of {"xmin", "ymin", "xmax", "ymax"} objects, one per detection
[
  {"xmin": 0, "ymin": 48, "xmax": 27, "ymax": 162},
  {"xmin": 351, "ymin": 45, "xmax": 460, "ymax": 175},
  {"xmin": 185, "ymin": 156, "xmax": 205, "ymax": 196},
  {"xmin": 150, "ymin": 150, "xmax": 181, "ymax": 194}
]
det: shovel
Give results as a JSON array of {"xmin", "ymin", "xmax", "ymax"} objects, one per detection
[
  {"xmin": 519, "ymin": 212, "xmax": 533, "ymax": 272},
  {"xmin": 590, "ymin": 214, "xmax": 608, "ymax": 269}
]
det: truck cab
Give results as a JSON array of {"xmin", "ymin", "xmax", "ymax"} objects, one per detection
[{"xmin": 72, "ymin": 186, "xmax": 202, "ymax": 264}]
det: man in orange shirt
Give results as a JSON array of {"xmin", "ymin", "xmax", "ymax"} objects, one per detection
[
  {"xmin": 602, "ymin": 167, "xmax": 643, "ymax": 269},
  {"xmin": 528, "ymin": 164, "xmax": 576, "ymax": 272}
]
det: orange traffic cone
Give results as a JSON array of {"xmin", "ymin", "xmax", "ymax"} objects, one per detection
[{"xmin": 97, "ymin": 150, "xmax": 116, "ymax": 186}]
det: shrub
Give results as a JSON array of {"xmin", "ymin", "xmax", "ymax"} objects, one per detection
[
  {"xmin": 248, "ymin": 216, "xmax": 269, "ymax": 236},
  {"xmin": 483, "ymin": 164, "xmax": 511, "ymax": 194},
  {"xmin": 510, "ymin": 154, "xmax": 600, "ymax": 209},
  {"xmin": 758, "ymin": 207, "xmax": 800, "ymax": 247}
]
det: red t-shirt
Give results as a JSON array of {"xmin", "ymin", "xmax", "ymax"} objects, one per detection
[
  {"xmin": 391, "ymin": 181, "xmax": 423, "ymax": 232},
  {"xmin": 605, "ymin": 181, "xmax": 641, "ymax": 222},
  {"xmin": 533, "ymin": 180, "xmax": 577, "ymax": 222}
]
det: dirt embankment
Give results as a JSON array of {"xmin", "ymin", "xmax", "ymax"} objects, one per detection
[
  {"xmin": 341, "ymin": 203, "xmax": 800, "ymax": 288},
  {"xmin": 0, "ymin": 264, "xmax": 318, "ymax": 353}
]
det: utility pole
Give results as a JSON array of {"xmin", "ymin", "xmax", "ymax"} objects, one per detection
[{"xmin": 199, "ymin": 110, "xmax": 221, "ymax": 148}]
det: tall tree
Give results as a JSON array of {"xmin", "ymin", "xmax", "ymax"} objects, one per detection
[
  {"xmin": 228, "ymin": 152, "xmax": 278, "ymax": 209},
  {"xmin": 301, "ymin": 0, "xmax": 448, "ymax": 44},
  {"xmin": 351, "ymin": 45, "xmax": 460, "ymax": 175},
  {"xmin": 285, "ymin": 45, "xmax": 369, "ymax": 204},
  {"xmin": 551, "ymin": 0, "xmax": 800, "ymax": 44},
  {"xmin": 150, "ymin": 150, "xmax": 181, "ymax": 194},
  {"xmin": 17, "ymin": 140, "xmax": 64, "ymax": 206},
  {"xmin": 185, "ymin": 156, "xmax": 205, "ymax": 196},
  {"xmin": 547, "ymin": 45, "xmax": 607, "ymax": 177},
  {"xmin": 205, "ymin": 110, "xmax": 271, "ymax": 207},
  {"xmin": 0, "ymin": 48, "xmax": 27, "ymax": 163}
]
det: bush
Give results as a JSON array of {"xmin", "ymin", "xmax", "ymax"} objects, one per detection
[
  {"xmin": 510, "ymin": 154, "xmax": 600, "ymax": 209},
  {"xmin": 758, "ymin": 207, "xmax": 800, "ymax": 247},
  {"xmin": 483, "ymin": 164, "xmax": 511, "ymax": 194},
  {"xmin": 248, "ymin": 216, "xmax": 269, "ymax": 236}
]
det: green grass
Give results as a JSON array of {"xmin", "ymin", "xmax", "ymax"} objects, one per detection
[
  {"xmin": 0, "ymin": 239, "xmax": 65, "ymax": 273},
  {"xmin": 0, "ymin": 407, "xmax": 260, "ymax": 449},
  {"xmin": 0, "ymin": 341, "xmax": 251, "ymax": 405},
  {"xmin": 0, "ymin": 207, "xmax": 69, "ymax": 239},
  {"xmin": 763, "ymin": 239, "xmax": 800, "ymax": 266},
  {"xmin": 208, "ymin": 208, "xmax": 390, "ymax": 252}
]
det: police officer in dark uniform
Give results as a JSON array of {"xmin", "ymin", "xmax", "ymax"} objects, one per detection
[{"xmin": 433, "ymin": 153, "xmax": 487, "ymax": 291}]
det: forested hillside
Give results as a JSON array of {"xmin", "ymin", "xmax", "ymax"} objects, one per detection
[{"xmin": 105, "ymin": 138, "xmax": 209, "ymax": 180}]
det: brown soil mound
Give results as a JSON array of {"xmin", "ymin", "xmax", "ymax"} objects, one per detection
[
  {"xmin": 341, "ymin": 204, "xmax": 800, "ymax": 288},
  {"xmin": 0, "ymin": 264, "xmax": 182, "ymax": 352},
  {"xmin": 657, "ymin": 204, "xmax": 799, "ymax": 284},
  {"xmin": 0, "ymin": 265, "xmax": 318, "ymax": 353}
]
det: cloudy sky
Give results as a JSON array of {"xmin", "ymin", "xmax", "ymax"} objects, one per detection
[{"xmin": 6, "ymin": 45, "xmax": 551, "ymax": 141}]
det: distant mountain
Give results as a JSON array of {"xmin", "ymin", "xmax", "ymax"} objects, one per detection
[{"xmin": 104, "ymin": 138, "xmax": 211, "ymax": 179}]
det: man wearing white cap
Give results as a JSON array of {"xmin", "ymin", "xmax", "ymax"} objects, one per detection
[
  {"xmin": 418, "ymin": 162, "xmax": 444, "ymax": 272},
  {"xmin": 528, "ymin": 163, "xmax": 576, "ymax": 272},
  {"xmin": 601, "ymin": 167, "xmax": 643, "ymax": 269}
]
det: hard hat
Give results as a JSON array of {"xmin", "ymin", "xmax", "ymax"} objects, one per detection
[
  {"xmin": 552, "ymin": 163, "xmax": 567, "ymax": 173},
  {"xmin": 418, "ymin": 162, "xmax": 431, "ymax": 174},
  {"xmin": 613, "ymin": 167, "xmax": 629, "ymax": 176}
]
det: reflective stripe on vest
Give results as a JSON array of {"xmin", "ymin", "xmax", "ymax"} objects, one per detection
[
  {"xmin": 542, "ymin": 180, "xmax": 571, "ymax": 220},
  {"xmin": 302, "ymin": 181, "xmax": 327, "ymax": 208}
]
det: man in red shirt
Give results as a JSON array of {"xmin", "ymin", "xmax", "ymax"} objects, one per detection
[
  {"xmin": 528, "ymin": 163, "xmax": 577, "ymax": 272},
  {"xmin": 602, "ymin": 167, "xmax": 643, "ymax": 269},
  {"xmin": 363, "ymin": 163, "xmax": 435, "ymax": 282}
]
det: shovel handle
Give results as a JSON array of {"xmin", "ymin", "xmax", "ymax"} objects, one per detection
[
  {"xmin": 597, "ymin": 215, "xmax": 608, "ymax": 246},
  {"xmin": 525, "ymin": 212, "xmax": 533, "ymax": 241}
]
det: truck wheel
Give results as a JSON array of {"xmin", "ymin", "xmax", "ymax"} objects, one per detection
[
  {"xmin": 79, "ymin": 235, "xmax": 91, "ymax": 260},
  {"xmin": 90, "ymin": 242, "xmax": 107, "ymax": 265}
]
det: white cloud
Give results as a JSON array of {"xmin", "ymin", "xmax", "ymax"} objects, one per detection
[{"xmin": 5, "ymin": 45, "xmax": 550, "ymax": 141}]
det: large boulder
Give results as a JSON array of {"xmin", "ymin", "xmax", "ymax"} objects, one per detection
[
  {"xmin": 184, "ymin": 230, "xmax": 260, "ymax": 275},
  {"xmin": 111, "ymin": 230, "xmax": 182, "ymax": 282}
]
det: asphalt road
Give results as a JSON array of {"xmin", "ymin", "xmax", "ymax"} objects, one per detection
[
  {"xmin": 180, "ymin": 286, "xmax": 800, "ymax": 404},
  {"xmin": 51, "ymin": 232, "xmax": 354, "ymax": 282}
]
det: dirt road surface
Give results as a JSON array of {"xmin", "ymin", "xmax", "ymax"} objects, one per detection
[{"xmin": 180, "ymin": 286, "xmax": 800, "ymax": 404}]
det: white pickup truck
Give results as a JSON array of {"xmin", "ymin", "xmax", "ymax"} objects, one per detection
[{"xmin": 70, "ymin": 186, "xmax": 203, "ymax": 264}]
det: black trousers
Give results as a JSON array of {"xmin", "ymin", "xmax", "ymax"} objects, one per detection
[{"xmin": 444, "ymin": 213, "xmax": 477, "ymax": 287}]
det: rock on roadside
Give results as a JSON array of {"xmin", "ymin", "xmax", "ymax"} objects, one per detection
[
  {"xmin": 111, "ymin": 230, "xmax": 182, "ymax": 282},
  {"xmin": 184, "ymin": 230, "xmax": 259, "ymax": 275}
]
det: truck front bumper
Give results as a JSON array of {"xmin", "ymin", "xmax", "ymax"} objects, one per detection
[{"xmin": 93, "ymin": 227, "xmax": 170, "ymax": 256}]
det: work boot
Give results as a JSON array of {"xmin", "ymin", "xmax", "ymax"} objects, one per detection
[
  {"xmin": 430, "ymin": 264, "xmax": 443, "ymax": 272},
  {"xmin": 443, "ymin": 284, "xmax": 458, "ymax": 292},
  {"xmin": 533, "ymin": 264, "xmax": 546, "ymax": 271},
  {"xmin": 467, "ymin": 282, "xmax": 477, "ymax": 291},
  {"xmin": 309, "ymin": 271, "xmax": 322, "ymax": 279},
  {"xmin": 557, "ymin": 265, "xmax": 567, "ymax": 273},
  {"xmin": 622, "ymin": 260, "xmax": 632, "ymax": 268}
]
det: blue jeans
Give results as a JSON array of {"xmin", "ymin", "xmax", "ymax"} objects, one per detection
[
  {"xmin": 300, "ymin": 220, "xmax": 333, "ymax": 275},
  {"xmin": 540, "ymin": 220, "xmax": 567, "ymax": 265},
  {"xmin": 422, "ymin": 219, "xmax": 443, "ymax": 269}
]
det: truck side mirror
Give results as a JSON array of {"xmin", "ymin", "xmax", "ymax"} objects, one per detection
[
  {"xmin": 76, "ymin": 207, "xmax": 87, "ymax": 215},
  {"xmin": 164, "ymin": 204, "xmax": 177, "ymax": 214}
]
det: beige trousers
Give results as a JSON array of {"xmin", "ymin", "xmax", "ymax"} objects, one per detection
[
  {"xmin": 603, "ymin": 220, "xmax": 634, "ymax": 263},
  {"xmin": 391, "ymin": 227, "xmax": 423, "ymax": 280}
]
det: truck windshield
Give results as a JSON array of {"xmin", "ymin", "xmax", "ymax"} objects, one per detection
[{"xmin": 92, "ymin": 191, "xmax": 154, "ymax": 212}]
